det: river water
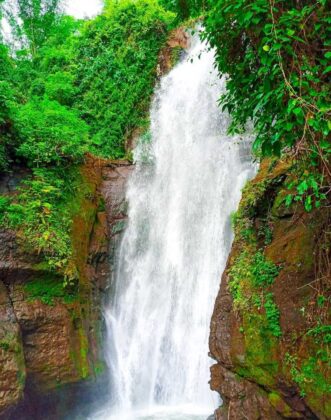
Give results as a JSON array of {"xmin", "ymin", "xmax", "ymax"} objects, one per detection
[{"xmin": 91, "ymin": 34, "xmax": 254, "ymax": 420}]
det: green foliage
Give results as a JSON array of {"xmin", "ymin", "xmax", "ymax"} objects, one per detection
[
  {"xmin": 229, "ymin": 249, "xmax": 281, "ymax": 337},
  {"xmin": 307, "ymin": 324, "xmax": 331, "ymax": 345},
  {"xmin": 258, "ymin": 220, "xmax": 273, "ymax": 245},
  {"xmin": 264, "ymin": 292, "xmax": 281, "ymax": 337},
  {"xmin": 0, "ymin": 196, "xmax": 10, "ymax": 223},
  {"xmin": 15, "ymin": 98, "xmax": 88, "ymax": 166},
  {"xmin": 1, "ymin": 1, "xmax": 172, "ymax": 167},
  {"xmin": 0, "ymin": 80, "xmax": 15, "ymax": 171},
  {"xmin": 0, "ymin": 341, "xmax": 10, "ymax": 351},
  {"xmin": 1, "ymin": 167, "xmax": 78, "ymax": 278},
  {"xmin": 251, "ymin": 251, "xmax": 280, "ymax": 287},
  {"xmin": 44, "ymin": 72, "xmax": 77, "ymax": 106},
  {"xmin": 0, "ymin": 0, "xmax": 174, "ymax": 169},
  {"xmin": 285, "ymin": 351, "xmax": 331, "ymax": 398},
  {"xmin": 228, "ymin": 250, "xmax": 251, "ymax": 307},
  {"xmin": 285, "ymin": 171, "xmax": 326, "ymax": 212},
  {"xmin": 160, "ymin": 0, "xmax": 207, "ymax": 18},
  {"xmin": 204, "ymin": 0, "xmax": 331, "ymax": 210},
  {"xmin": 75, "ymin": 0, "xmax": 174, "ymax": 158},
  {"xmin": 5, "ymin": 0, "xmax": 62, "ymax": 56},
  {"xmin": 24, "ymin": 274, "xmax": 77, "ymax": 305},
  {"xmin": 0, "ymin": 45, "xmax": 17, "ymax": 171}
]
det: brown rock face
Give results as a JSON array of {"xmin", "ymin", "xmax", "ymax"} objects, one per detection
[
  {"xmin": 209, "ymin": 160, "xmax": 330, "ymax": 419},
  {"xmin": 0, "ymin": 281, "xmax": 25, "ymax": 414},
  {"xmin": 211, "ymin": 365, "xmax": 283, "ymax": 420},
  {"xmin": 100, "ymin": 161, "xmax": 135, "ymax": 285},
  {"xmin": 157, "ymin": 27, "xmax": 190, "ymax": 77},
  {"xmin": 10, "ymin": 292, "xmax": 85, "ymax": 392},
  {"xmin": 0, "ymin": 159, "xmax": 133, "ymax": 418}
]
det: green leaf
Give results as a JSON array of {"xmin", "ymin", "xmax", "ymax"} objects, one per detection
[
  {"xmin": 297, "ymin": 180, "xmax": 308, "ymax": 194},
  {"xmin": 322, "ymin": 66, "xmax": 331, "ymax": 74},
  {"xmin": 285, "ymin": 194, "xmax": 293, "ymax": 207},
  {"xmin": 293, "ymin": 107, "xmax": 304, "ymax": 119},
  {"xmin": 244, "ymin": 11, "xmax": 253, "ymax": 22},
  {"xmin": 320, "ymin": 140, "xmax": 331, "ymax": 150},
  {"xmin": 304, "ymin": 196, "xmax": 312, "ymax": 212},
  {"xmin": 263, "ymin": 45, "xmax": 270, "ymax": 52}
]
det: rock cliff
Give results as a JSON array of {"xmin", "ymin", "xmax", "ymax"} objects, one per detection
[
  {"xmin": 0, "ymin": 158, "xmax": 133, "ymax": 419},
  {"xmin": 210, "ymin": 160, "xmax": 330, "ymax": 419}
]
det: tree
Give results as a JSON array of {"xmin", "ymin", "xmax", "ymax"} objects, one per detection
[
  {"xmin": 159, "ymin": 0, "xmax": 206, "ymax": 18},
  {"xmin": 5, "ymin": 0, "xmax": 63, "ymax": 56}
]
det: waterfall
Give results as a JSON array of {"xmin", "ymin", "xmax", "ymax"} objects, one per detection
[{"xmin": 93, "ymin": 35, "xmax": 254, "ymax": 420}]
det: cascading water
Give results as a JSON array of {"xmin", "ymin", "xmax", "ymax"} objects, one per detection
[{"xmin": 93, "ymin": 34, "xmax": 254, "ymax": 420}]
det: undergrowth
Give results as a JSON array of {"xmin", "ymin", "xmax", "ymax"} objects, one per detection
[
  {"xmin": 0, "ymin": 166, "xmax": 81, "ymax": 283},
  {"xmin": 25, "ymin": 274, "xmax": 77, "ymax": 306}
]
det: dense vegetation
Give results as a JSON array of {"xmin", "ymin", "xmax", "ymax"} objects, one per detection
[
  {"xmin": 77, "ymin": 0, "xmax": 173, "ymax": 157},
  {"xmin": 0, "ymin": 0, "xmax": 174, "ymax": 280},
  {"xmin": 204, "ymin": 0, "xmax": 331, "ymax": 211},
  {"xmin": 160, "ymin": 0, "xmax": 206, "ymax": 19}
]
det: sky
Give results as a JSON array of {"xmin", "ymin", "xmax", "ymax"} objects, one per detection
[{"xmin": 65, "ymin": 0, "xmax": 103, "ymax": 19}]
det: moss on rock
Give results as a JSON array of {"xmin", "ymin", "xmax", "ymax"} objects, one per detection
[{"xmin": 210, "ymin": 158, "xmax": 331, "ymax": 419}]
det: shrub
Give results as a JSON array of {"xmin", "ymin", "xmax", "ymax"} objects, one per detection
[
  {"xmin": 15, "ymin": 98, "xmax": 88, "ymax": 166},
  {"xmin": 3, "ymin": 167, "xmax": 79, "ymax": 279},
  {"xmin": 44, "ymin": 72, "xmax": 77, "ymax": 106}
]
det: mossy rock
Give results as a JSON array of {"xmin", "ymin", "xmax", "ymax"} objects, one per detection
[{"xmin": 268, "ymin": 392, "xmax": 301, "ymax": 418}]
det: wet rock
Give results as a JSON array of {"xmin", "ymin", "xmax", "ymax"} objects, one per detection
[
  {"xmin": 0, "ymin": 281, "xmax": 25, "ymax": 415},
  {"xmin": 0, "ymin": 158, "xmax": 133, "ymax": 417},
  {"xmin": 157, "ymin": 27, "xmax": 190, "ymax": 77},
  {"xmin": 209, "ymin": 160, "xmax": 329, "ymax": 419},
  {"xmin": 0, "ymin": 168, "xmax": 30, "ymax": 195},
  {"xmin": 211, "ymin": 364, "xmax": 282, "ymax": 420}
]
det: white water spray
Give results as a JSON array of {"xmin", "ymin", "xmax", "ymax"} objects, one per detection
[{"xmin": 94, "ymin": 35, "xmax": 254, "ymax": 420}]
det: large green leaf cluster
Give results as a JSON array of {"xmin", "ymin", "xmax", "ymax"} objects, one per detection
[{"xmin": 204, "ymin": 0, "xmax": 331, "ymax": 209}]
